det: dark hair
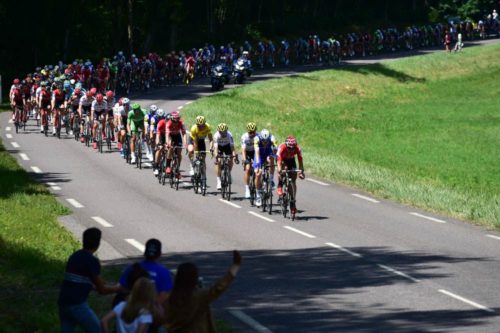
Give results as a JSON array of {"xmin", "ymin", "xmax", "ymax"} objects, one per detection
[
  {"xmin": 169, "ymin": 263, "xmax": 198, "ymax": 307},
  {"xmin": 144, "ymin": 238, "xmax": 162, "ymax": 260},
  {"xmin": 127, "ymin": 263, "xmax": 150, "ymax": 289},
  {"xmin": 82, "ymin": 227, "xmax": 101, "ymax": 250}
]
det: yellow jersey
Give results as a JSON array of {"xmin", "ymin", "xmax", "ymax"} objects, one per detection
[{"xmin": 190, "ymin": 123, "xmax": 212, "ymax": 140}]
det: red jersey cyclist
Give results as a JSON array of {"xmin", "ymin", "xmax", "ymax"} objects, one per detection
[
  {"xmin": 165, "ymin": 111, "xmax": 187, "ymax": 176},
  {"xmin": 276, "ymin": 136, "xmax": 305, "ymax": 214}
]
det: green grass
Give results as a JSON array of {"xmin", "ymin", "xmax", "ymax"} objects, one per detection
[{"xmin": 182, "ymin": 43, "xmax": 500, "ymax": 228}]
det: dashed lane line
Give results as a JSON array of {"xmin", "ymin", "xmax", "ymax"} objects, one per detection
[
  {"xmin": 409, "ymin": 212, "xmax": 446, "ymax": 224},
  {"xmin": 8, "ymin": 119, "xmax": 13, "ymax": 123},
  {"xmin": 19, "ymin": 153, "xmax": 30, "ymax": 160},
  {"xmin": 11, "ymin": 142, "xmax": 20, "ymax": 148},
  {"xmin": 6, "ymin": 133, "xmax": 12, "ymax": 139},
  {"xmin": 218, "ymin": 199, "xmax": 242, "ymax": 208},
  {"xmin": 46, "ymin": 182, "xmax": 61, "ymax": 191},
  {"xmin": 325, "ymin": 242, "xmax": 363, "ymax": 258},
  {"xmin": 177, "ymin": 105, "xmax": 184, "ymax": 110},
  {"xmin": 351, "ymin": 193, "xmax": 379, "ymax": 203},
  {"xmin": 284, "ymin": 226, "xmax": 316, "ymax": 238},
  {"xmin": 66, "ymin": 198, "xmax": 84, "ymax": 208},
  {"xmin": 6, "ymin": 127, "xmax": 11, "ymax": 131},
  {"xmin": 125, "ymin": 239, "xmax": 145, "ymax": 253},
  {"xmin": 31, "ymin": 166, "xmax": 42, "ymax": 174},
  {"xmin": 248, "ymin": 211, "xmax": 275, "ymax": 222},
  {"xmin": 438, "ymin": 289, "xmax": 494, "ymax": 313},
  {"xmin": 92, "ymin": 216, "xmax": 114, "ymax": 228},
  {"xmin": 229, "ymin": 309, "xmax": 273, "ymax": 333},
  {"xmin": 377, "ymin": 264, "xmax": 420, "ymax": 283},
  {"xmin": 486, "ymin": 234, "xmax": 500, "ymax": 241},
  {"xmin": 306, "ymin": 178, "xmax": 329, "ymax": 186},
  {"xmin": 185, "ymin": 101, "xmax": 193, "ymax": 105}
]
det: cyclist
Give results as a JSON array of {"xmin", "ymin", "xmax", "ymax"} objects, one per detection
[
  {"xmin": 113, "ymin": 97, "xmax": 131, "ymax": 157},
  {"xmin": 104, "ymin": 90, "xmax": 115, "ymax": 141},
  {"xmin": 127, "ymin": 103, "xmax": 147, "ymax": 164},
  {"xmin": 78, "ymin": 90, "xmax": 94, "ymax": 142},
  {"xmin": 241, "ymin": 122, "xmax": 258, "ymax": 198},
  {"xmin": 213, "ymin": 123, "xmax": 238, "ymax": 190},
  {"xmin": 67, "ymin": 87, "xmax": 83, "ymax": 135},
  {"xmin": 38, "ymin": 82, "xmax": 52, "ymax": 133},
  {"xmin": 51, "ymin": 86, "xmax": 65, "ymax": 136},
  {"xmin": 145, "ymin": 105, "xmax": 158, "ymax": 162},
  {"xmin": 165, "ymin": 111, "xmax": 186, "ymax": 176},
  {"xmin": 91, "ymin": 93, "xmax": 108, "ymax": 148},
  {"xmin": 276, "ymin": 136, "xmax": 305, "ymax": 214},
  {"xmin": 253, "ymin": 129, "xmax": 277, "ymax": 206},
  {"xmin": 152, "ymin": 109, "xmax": 167, "ymax": 176},
  {"xmin": 187, "ymin": 115, "xmax": 213, "ymax": 176},
  {"xmin": 10, "ymin": 80, "xmax": 24, "ymax": 124}
]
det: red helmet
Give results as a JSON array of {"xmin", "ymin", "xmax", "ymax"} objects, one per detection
[
  {"xmin": 96, "ymin": 93, "xmax": 104, "ymax": 103},
  {"xmin": 13, "ymin": 78, "xmax": 20, "ymax": 85},
  {"xmin": 86, "ymin": 91, "xmax": 93, "ymax": 98},
  {"xmin": 74, "ymin": 88, "xmax": 81, "ymax": 95},
  {"xmin": 90, "ymin": 87, "xmax": 97, "ymax": 96},
  {"xmin": 171, "ymin": 111, "xmax": 180, "ymax": 120},
  {"xmin": 286, "ymin": 136, "xmax": 297, "ymax": 148},
  {"xmin": 106, "ymin": 90, "xmax": 114, "ymax": 98}
]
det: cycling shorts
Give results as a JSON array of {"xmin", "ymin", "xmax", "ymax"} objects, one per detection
[
  {"xmin": 168, "ymin": 133, "xmax": 183, "ymax": 148},
  {"xmin": 217, "ymin": 145, "xmax": 232, "ymax": 156},
  {"xmin": 281, "ymin": 158, "xmax": 296, "ymax": 171},
  {"xmin": 244, "ymin": 150, "xmax": 255, "ymax": 164},
  {"xmin": 94, "ymin": 110, "xmax": 106, "ymax": 121},
  {"xmin": 81, "ymin": 105, "xmax": 91, "ymax": 115},
  {"xmin": 129, "ymin": 121, "xmax": 144, "ymax": 134},
  {"xmin": 188, "ymin": 136, "xmax": 206, "ymax": 152}
]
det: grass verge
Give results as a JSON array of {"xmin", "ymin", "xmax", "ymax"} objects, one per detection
[{"xmin": 182, "ymin": 43, "xmax": 500, "ymax": 229}]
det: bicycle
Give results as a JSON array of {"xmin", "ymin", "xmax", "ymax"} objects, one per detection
[
  {"xmin": 169, "ymin": 146, "xmax": 183, "ymax": 190},
  {"xmin": 246, "ymin": 160, "xmax": 257, "ymax": 206},
  {"xmin": 191, "ymin": 151, "xmax": 209, "ymax": 196},
  {"xmin": 54, "ymin": 107, "xmax": 62, "ymax": 139},
  {"xmin": 123, "ymin": 134, "xmax": 131, "ymax": 164},
  {"xmin": 278, "ymin": 169, "xmax": 301, "ymax": 221},
  {"xmin": 13, "ymin": 104, "xmax": 23, "ymax": 134},
  {"xmin": 105, "ymin": 117, "xmax": 113, "ymax": 151},
  {"xmin": 218, "ymin": 153, "xmax": 238, "ymax": 201},
  {"xmin": 41, "ymin": 107, "xmax": 50, "ymax": 137},
  {"xmin": 261, "ymin": 162, "xmax": 273, "ymax": 214},
  {"xmin": 73, "ymin": 113, "xmax": 81, "ymax": 141},
  {"xmin": 157, "ymin": 144, "xmax": 168, "ymax": 185},
  {"xmin": 83, "ymin": 115, "xmax": 92, "ymax": 147},
  {"xmin": 134, "ymin": 128, "xmax": 143, "ymax": 169},
  {"xmin": 95, "ymin": 115, "xmax": 104, "ymax": 153}
]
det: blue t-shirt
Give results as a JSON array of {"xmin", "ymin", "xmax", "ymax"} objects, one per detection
[
  {"xmin": 58, "ymin": 249, "xmax": 100, "ymax": 306},
  {"xmin": 119, "ymin": 260, "xmax": 173, "ymax": 294}
]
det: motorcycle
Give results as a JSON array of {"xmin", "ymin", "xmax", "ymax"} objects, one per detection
[
  {"xmin": 232, "ymin": 59, "xmax": 246, "ymax": 84},
  {"xmin": 210, "ymin": 64, "xmax": 226, "ymax": 91}
]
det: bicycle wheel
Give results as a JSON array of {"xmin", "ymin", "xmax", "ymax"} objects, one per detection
[
  {"xmin": 227, "ymin": 170, "xmax": 232, "ymax": 201},
  {"xmin": 202, "ymin": 177, "xmax": 207, "ymax": 196},
  {"xmin": 267, "ymin": 178, "xmax": 273, "ymax": 215},
  {"xmin": 174, "ymin": 160, "xmax": 180, "ymax": 191},
  {"xmin": 221, "ymin": 167, "xmax": 228, "ymax": 199},
  {"xmin": 169, "ymin": 164, "xmax": 174, "ymax": 188},
  {"xmin": 262, "ymin": 180, "xmax": 268, "ymax": 213},
  {"xmin": 106, "ymin": 124, "xmax": 112, "ymax": 151},
  {"xmin": 249, "ymin": 173, "xmax": 256, "ymax": 206},
  {"xmin": 160, "ymin": 155, "xmax": 167, "ymax": 186},
  {"xmin": 137, "ymin": 138, "xmax": 142, "ymax": 169}
]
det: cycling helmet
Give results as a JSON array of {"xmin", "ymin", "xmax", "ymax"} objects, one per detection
[
  {"xmin": 149, "ymin": 104, "xmax": 158, "ymax": 113},
  {"xmin": 132, "ymin": 103, "xmax": 141, "ymax": 111},
  {"xmin": 122, "ymin": 97, "xmax": 130, "ymax": 105},
  {"xmin": 74, "ymin": 88, "xmax": 81, "ymax": 95},
  {"xmin": 196, "ymin": 115, "xmax": 206, "ymax": 125},
  {"xmin": 217, "ymin": 123, "xmax": 228, "ymax": 132},
  {"xmin": 13, "ymin": 78, "xmax": 20, "ymax": 85},
  {"xmin": 171, "ymin": 111, "xmax": 180, "ymax": 120},
  {"xmin": 286, "ymin": 136, "xmax": 297, "ymax": 148},
  {"xmin": 75, "ymin": 82, "xmax": 82, "ymax": 89},
  {"xmin": 106, "ymin": 90, "xmax": 114, "ymax": 98},
  {"xmin": 260, "ymin": 129, "xmax": 270, "ymax": 140},
  {"xmin": 70, "ymin": 79, "xmax": 76, "ymax": 85},
  {"xmin": 90, "ymin": 87, "xmax": 97, "ymax": 96},
  {"xmin": 166, "ymin": 113, "xmax": 173, "ymax": 121},
  {"xmin": 157, "ymin": 109, "xmax": 165, "ymax": 118},
  {"xmin": 86, "ymin": 91, "xmax": 93, "ymax": 98},
  {"xmin": 96, "ymin": 93, "xmax": 104, "ymax": 103},
  {"xmin": 246, "ymin": 122, "xmax": 257, "ymax": 132}
]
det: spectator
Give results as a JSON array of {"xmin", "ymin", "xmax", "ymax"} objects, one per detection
[
  {"xmin": 101, "ymin": 277, "xmax": 157, "ymax": 333},
  {"xmin": 118, "ymin": 238, "xmax": 173, "ymax": 330},
  {"xmin": 444, "ymin": 30, "xmax": 452, "ymax": 52},
  {"xmin": 58, "ymin": 227, "xmax": 121, "ymax": 333},
  {"xmin": 163, "ymin": 250, "xmax": 242, "ymax": 333}
]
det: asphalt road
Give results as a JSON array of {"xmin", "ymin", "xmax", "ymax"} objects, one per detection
[{"xmin": 2, "ymin": 39, "xmax": 500, "ymax": 332}]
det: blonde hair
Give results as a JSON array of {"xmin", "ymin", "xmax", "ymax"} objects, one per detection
[{"xmin": 122, "ymin": 277, "xmax": 156, "ymax": 323}]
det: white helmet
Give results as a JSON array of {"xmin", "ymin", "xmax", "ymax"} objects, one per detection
[
  {"xmin": 150, "ymin": 104, "xmax": 158, "ymax": 112},
  {"xmin": 121, "ymin": 97, "xmax": 130, "ymax": 105},
  {"xmin": 157, "ymin": 109, "xmax": 165, "ymax": 117},
  {"xmin": 260, "ymin": 129, "xmax": 270, "ymax": 140}
]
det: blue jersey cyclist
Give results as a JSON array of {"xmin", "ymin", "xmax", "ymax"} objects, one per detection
[
  {"xmin": 145, "ymin": 104, "xmax": 158, "ymax": 162},
  {"xmin": 253, "ymin": 129, "xmax": 277, "ymax": 207}
]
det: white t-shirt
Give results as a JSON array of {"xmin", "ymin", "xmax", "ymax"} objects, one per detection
[{"xmin": 113, "ymin": 301, "xmax": 152, "ymax": 333}]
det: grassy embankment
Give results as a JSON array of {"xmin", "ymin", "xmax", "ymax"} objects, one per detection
[{"xmin": 183, "ymin": 43, "xmax": 500, "ymax": 228}]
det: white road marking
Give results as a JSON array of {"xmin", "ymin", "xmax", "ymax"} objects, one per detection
[
  {"xmin": 8, "ymin": 119, "xmax": 13, "ymax": 123},
  {"xmin": 6, "ymin": 127, "xmax": 11, "ymax": 131},
  {"xmin": 486, "ymin": 234, "xmax": 500, "ymax": 241},
  {"xmin": 177, "ymin": 105, "xmax": 184, "ymax": 110},
  {"xmin": 19, "ymin": 153, "xmax": 30, "ymax": 160},
  {"xmin": 92, "ymin": 216, "xmax": 114, "ymax": 228},
  {"xmin": 248, "ymin": 211, "xmax": 275, "ymax": 222},
  {"xmin": 284, "ymin": 226, "xmax": 316, "ymax": 238},
  {"xmin": 48, "ymin": 184, "xmax": 61, "ymax": 191},
  {"xmin": 46, "ymin": 182, "xmax": 57, "ymax": 186},
  {"xmin": 11, "ymin": 142, "xmax": 20, "ymax": 148},
  {"xmin": 6, "ymin": 133, "xmax": 12, "ymax": 139},
  {"xmin": 143, "ymin": 162, "xmax": 152, "ymax": 168},
  {"xmin": 377, "ymin": 264, "xmax": 420, "ymax": 283},
  {"xmin": 185, "ymin": 101, "xmax": 193, "ymax": 105},
  {"xmin": 306, "ymin": 178, "xmax": 329, "ymax": 186},
  {"xmin": 218, "ymin": 199, "xmax": 241, "ymax": 208},
  {"xmin": 228, "ymin": 309, "xmax": 273, "ymax": 333},
  {"xmin": 438, "ymin": 289, "xmax": 494, "ymax": 313},
  {"xmin": 125, "ymin": 239, "xmax": 145, "ymax": 253},
  {"xmin": 31, "ymin": 166, "xmax": 42, "ymax": 174},
  {"xmin": 410, "ymin": 212, "xmax": 446, "ymax": 224},
  {"xmin": 66, "ymin": 198, "xmax": 84, "ymax": 208},
  {"xmin": 325, "ymin": 242, "xmax": 363, "ymax": 258},
  {"xmin": 352, "ymin": 193, "xmax": 379, "ymax": 203}
]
